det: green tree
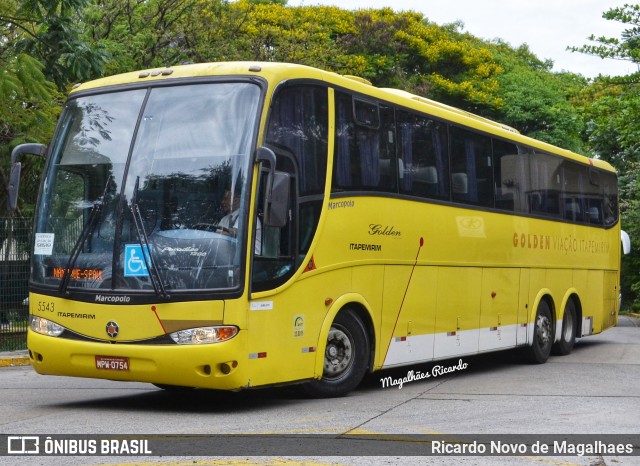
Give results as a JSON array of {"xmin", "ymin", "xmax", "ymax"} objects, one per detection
[
  {"xmin": 1, "ymin": 0, "xmax": 103, "ymax": 215},
  {"xmin": 573, "ymin": 3, "xmax": 640, "ymax": 308},
  {"xmin": 332, "ymin": 10, "xmax": 504, "ymax": 109},
  {"xmin": 85, "ymin": 0, "xmax": 195, "ymax": 74},
  {"xmin": 0, "ymin": 1, "xmax": 63, "ymax": 216},
  {"xmin": 0, "ymin": 54, "xmax": 59, "ymax": 216},
  {"xmin": 85, "ymin": 1, "xmax": 506, "ymax": 110},
  {"xmin": 485, "ymin": 41, "xmax": 587, "ymax": 152},
  {"xmin": 570, "ymin": 3, "xmax": 640, "ymax": 66},
  {"xmin": 6, "ymin": 0, "xmax": 106, "ymax": 89},
  {"xmin": 181, "ymin": 3, "xmax": 506, "ymax": 109},
  {"xmin": 578, "ymin": 83, "xmax": 640, "ymax": 307}
]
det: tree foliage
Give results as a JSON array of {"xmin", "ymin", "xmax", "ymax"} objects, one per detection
[
  {"xmin": 85, "ymin": 0, "xmax": 196, "ymax": 74},
  {"xmin": 4, "ymin": 0, "xmax": 106, "ymax": 89},
  {"xmin": 485, "ymin": 41, "xmax": 587, "ymax": 152},
  {"xmin": 0, "ymin": 1, "xmax": 64, "ymax": 216},
  {"xmin": 0, "ymin": 54, "xmax": 59, "ymax": 216},
  {"xmin": 573, "ymin": 4, "xmax": 640, "ymax": 308},
  {"xmin": 577, "ymin": 82, "xmax": 640, "ymax": 307},
  {"xmin": 570, "ymin": 3, "xmax": 640, "ymax": 65},
  {"xmin": 86, "ymin": 1, "xmax": 506, "ymax": 110}
]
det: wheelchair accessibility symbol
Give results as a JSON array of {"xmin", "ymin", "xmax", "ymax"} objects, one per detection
[{"xmin": 124, "ymin": 244, "xmax": 151, "ymax": 277}]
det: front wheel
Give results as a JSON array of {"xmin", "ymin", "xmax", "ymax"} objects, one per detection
[
  {"xmin": 303, "ymin": 309, "xmax": 369, "ymax": 398},
  {"xmin": 524, "ymin": 300, "xmax": 554, "ymax": 364}
]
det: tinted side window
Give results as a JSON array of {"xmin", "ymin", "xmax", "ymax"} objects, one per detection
[
  {"xmin": 333, "ymin": 92, "xmax": 396, "ymax": 193},
  {"xmin": 450, "ymin": 127, "xmax": 493, "ymax": 207},
  {"xmin": 602, "ymin": 171, "xmax": 618, "ymax": 227},
  {"xmin": 397, "ymin": 110, "xmax": 449, "ymax": 199},
  {"xmin": 584, "ymin": 169, "xmax": 604, "ymax": 225},
  {"xmin": 266, "ymin": 85, "xmax": 328, "ymax": 196},
  {"xmin": 493, "ymin": 140, "xmax": 529, "ymax": 213},
  {"xmin": 529, "ymin": 152, "xmax": 562, "ymax": 217},
  {"xmin": 561, "ymin": 161, "xmax": 589, "ymax": 222}
]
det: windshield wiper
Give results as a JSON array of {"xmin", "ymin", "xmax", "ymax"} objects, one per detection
[
  {"xmin": 59, "ymin": 176, "xmax": 112, "ymax": 295},
  {"xmin": 129, "ymin": 176, "xmax": 169, "ymax": 299}
]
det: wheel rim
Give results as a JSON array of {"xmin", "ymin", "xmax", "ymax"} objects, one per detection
[
  {"xmin": 562, "ymin": 306, "xmax": 575, "ymax": 342},
  {"xmin": 323, "ymin": 325, "xmax": 354, "ymax": 380},
  {"xmin": 536, "ymin": 313, "xmax": 552, "ymax": 347}
]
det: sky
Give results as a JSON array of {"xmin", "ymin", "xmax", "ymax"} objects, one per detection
[{"xmin": 286, "ymin": 0, "xmax": 637, "ymax": 78}]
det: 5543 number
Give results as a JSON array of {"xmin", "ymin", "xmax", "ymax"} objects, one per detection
[{"xmin": 37, "ymin": 301, "xmax": 55, "ymax": 312}]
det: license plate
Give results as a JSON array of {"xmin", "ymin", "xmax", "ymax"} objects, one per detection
[{"xmin": 95, "ymin": 355, "xmax": 130, "ymax": 371}]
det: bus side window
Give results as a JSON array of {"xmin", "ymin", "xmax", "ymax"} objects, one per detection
[
  {"xmin": 333, "ymin": 92, "xmax": 396, "ymax": 193},
  {"xmin": 602, "ymin": 172, "xmax": 618, "ymax": 227},
  {"xmin": 560, "ymin": 161, "xmax": 589, "ymax": 222},
  {"xmin": 265, "ymin": 84, "xmax": 328, "ymax": 196},
  {"xmin": 450, "ymin": 126, "xmax": 493, "ymax": 207},
  {"xmin": 397, "ymin": 110, "xmax": 449, "ymax": 200},
  {"xmin": 529, "ymin": 152, "xmax": 562, "ymax": 218},
  {"xmin": 493, "ymin": 140, "xmax": 528, "ymax": 213},
  {"xmin": 584, "ymin": 168, "xmax": 603, "ymax": 225}
]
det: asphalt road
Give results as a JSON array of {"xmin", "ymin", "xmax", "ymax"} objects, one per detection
[{"xmin": 0, "ymin": 315, "xmax": 639, "ymax": 465}]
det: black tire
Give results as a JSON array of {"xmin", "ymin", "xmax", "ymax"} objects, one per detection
[
  {"xmin": 303, "ymin": 309, "xmax": 369, "ymax": 398},
  {"xmin": 552, "ymin": 299, "xmax": 577, "ymax": 356},
  {"xmin": 524, "ymin": 300, "xmax": 554, "ymax": 364}
]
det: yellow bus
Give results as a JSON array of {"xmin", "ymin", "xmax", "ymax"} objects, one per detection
[{"xmin": 11, "ymin": 62, "xmax": 621, "ymax": 397}]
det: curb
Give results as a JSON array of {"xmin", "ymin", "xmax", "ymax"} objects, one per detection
[{"xmin": 0, "ymin": 352, "xmax": 31, "ymax": 368}]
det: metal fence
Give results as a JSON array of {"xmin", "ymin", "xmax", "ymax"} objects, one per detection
[{"xmin": 0, "ymin": 217, "xmax": 31, "ymax": 351}]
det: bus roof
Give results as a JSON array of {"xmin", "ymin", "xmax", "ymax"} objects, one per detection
[{"xmin": 71, "ymin": 61, "xmax": 615, "ymax": 173}]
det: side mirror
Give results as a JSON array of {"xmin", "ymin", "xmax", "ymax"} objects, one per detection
[
  {"xmin": 7, "ymin": 143, "xmax": 47, "ymax": 212},
  {"xmin": 266, "ymin": 171, "xmax": 290, "ymax": 227},
  {"xmin": 11, "ymin": 143, "xmax": 47, "ymax": 164},
  {"xmin": 255, "ymin": 146, "xmax": 290, "ymax": 227},
  {"xmin": 7, "ymin": 162, "xmax": 22, "ymax": 212},
  {"xmin": 622, "ymin": 230, "xmax": 631, "ymax": 255}
]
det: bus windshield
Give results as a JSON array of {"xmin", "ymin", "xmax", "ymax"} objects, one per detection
[{"xmin": 32, "ymin": 82, "xmax": 261, "ymax": 294}]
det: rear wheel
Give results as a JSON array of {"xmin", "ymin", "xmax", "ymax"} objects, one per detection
[
  {"xmin": 553, "ymin": 299, "xmax": 577, "ymax": 355},
  {"xmin": 524, "ymin": 300, "xmax": 554, "ymax": 364},
  {"xmin": 303, "ymin": 309, "xmax": 369, "ymax": 398}
]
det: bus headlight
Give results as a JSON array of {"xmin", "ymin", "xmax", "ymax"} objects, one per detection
[
  {"xmin": 30, "ymin": 315, "xmax": 64, "ymax": 337},
  {"xmin": 170, "ymin": 326, "xmax": 238, "ymax": 345}
]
